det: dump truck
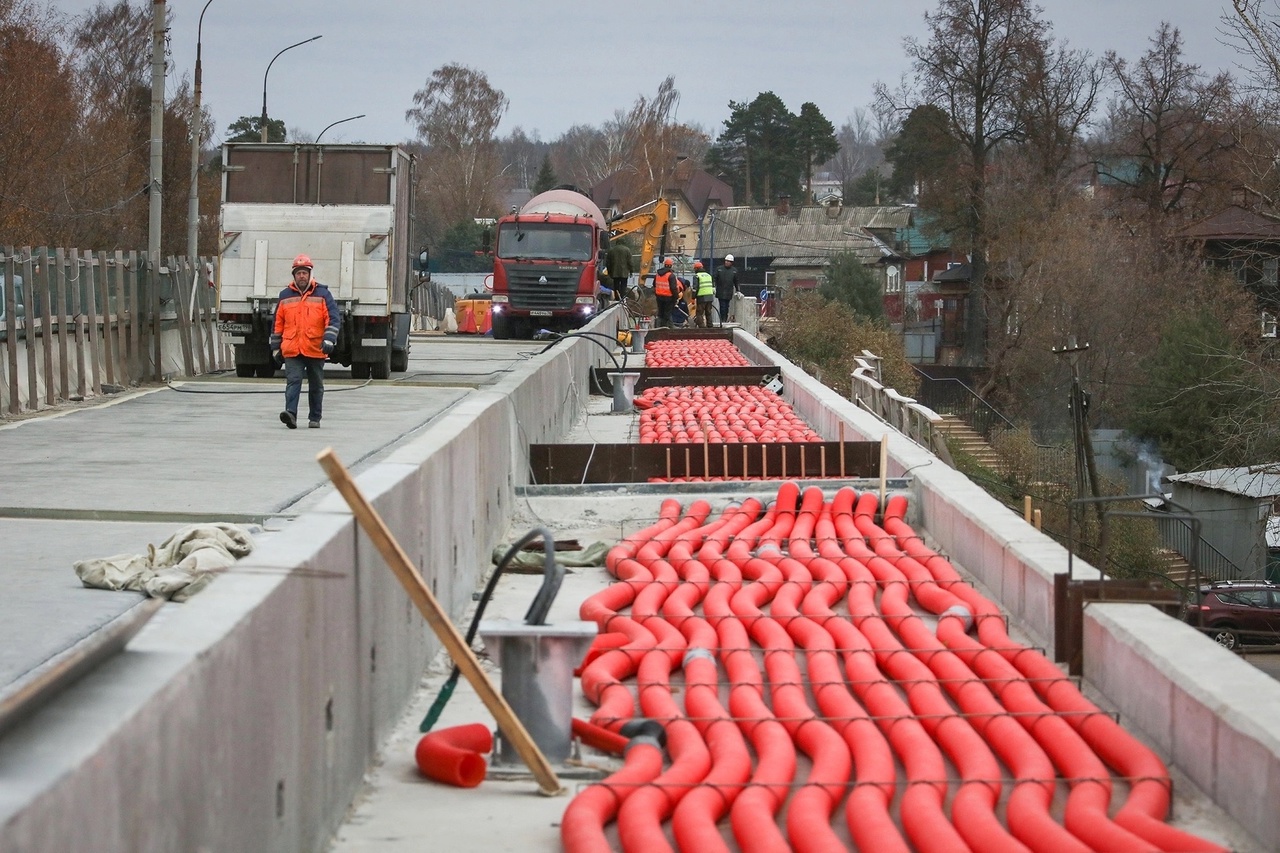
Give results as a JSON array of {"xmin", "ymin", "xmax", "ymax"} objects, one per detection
[
  {"xmin": 489, "ymin": 185, "xmax": 609, "ymax": 339},
  {"xmin": 216, "ymin": 143, "xmax": 417, "ymax": 378}
]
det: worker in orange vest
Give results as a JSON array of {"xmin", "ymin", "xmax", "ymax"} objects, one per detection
[{"xmin": 652, "ymin": 257, "xmax": 682, "ymax": 328}]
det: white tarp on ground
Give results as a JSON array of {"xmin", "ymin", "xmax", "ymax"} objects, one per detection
[{"xmin": 73, "ymin": 523, "xmax": 256, "ymax": 602}]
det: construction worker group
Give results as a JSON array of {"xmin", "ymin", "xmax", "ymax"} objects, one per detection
[{"xmin": 644, "ymin": 254, "xmax": 739, "ymax": 328}]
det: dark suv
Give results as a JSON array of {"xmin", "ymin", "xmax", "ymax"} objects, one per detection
[{"xmin": 1185, "ymin": 580, "xmax": 1280, "ymax": 650}]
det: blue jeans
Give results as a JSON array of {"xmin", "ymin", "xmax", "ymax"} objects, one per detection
[{"xmin": 284, "ymin": 356, "xmax": 326, "ymax": 422}]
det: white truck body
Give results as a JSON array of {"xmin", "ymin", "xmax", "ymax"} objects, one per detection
[{"xmin": 216, "ymin": 143, "xmax": 417, "ymax": 379}]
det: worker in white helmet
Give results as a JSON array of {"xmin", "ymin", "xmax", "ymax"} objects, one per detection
[{"xmin": 713, "ymin": 253, "xmax": 739, "ymax": 327}]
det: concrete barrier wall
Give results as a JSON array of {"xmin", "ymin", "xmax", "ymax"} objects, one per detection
[
  {"xmin": 1084, "ymin": 604, "xmax": 1280, "ymax": 851},
  {"xmin": 0, "ymin": 311, "xmax": 615, "ymax": 852}
]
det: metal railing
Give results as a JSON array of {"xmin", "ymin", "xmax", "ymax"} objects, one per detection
[
  {"xmin": 1153, "ymin": 512, "xmax": 1245, "ymax": 585},
  {"xmin": 850, "ymin": 353, "xmax": 954, "ymax": 466},
  {"xmin": 911, "ymin": 367, "xmax": 1016, "ymax": 441}
]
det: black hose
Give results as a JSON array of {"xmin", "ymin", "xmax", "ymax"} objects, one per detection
[{"xmin": 418, "ymin": 527, "xmax": 558, "ymax": 732}]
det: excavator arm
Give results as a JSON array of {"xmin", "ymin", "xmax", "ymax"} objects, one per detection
[{"xmin": 607, "ymin": 200, "xmax": 669, "ymax": 282}]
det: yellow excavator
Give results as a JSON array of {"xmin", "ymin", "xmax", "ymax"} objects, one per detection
[
  {"xmin": 606, "ymin": 199, "xmax": 670, "ymax": 315},
  {"xmin": 607, "ymin": 198, "xmax": 670, "ymax": 279}
]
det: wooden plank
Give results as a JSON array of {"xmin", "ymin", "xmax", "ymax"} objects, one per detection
[
  {"xmin": 36, "ymin": 250, "xmax": 55, "ymax": 405},
  {"xmin": 55, "ymin": 248, "xmax": 70, "ymax": 400},
  {"xmin": 149, "ymin": 253, "xmax": 161, "ymax": 381},
  {"xmin": 187, "ymin": 257, "xmax": 209, "ymax": 374},
  {"xmin": 3, "ymin": 247, "xmax": 19, "ymax": 414},
  {"xmin": 316, "ymin": 448, "xmax": 564, "ymax": 796},
  {"xmin": 114, "ymin": 250, "xmax": 130, "ymax": 383},
  {"xmin": 171, "ymin": 256, "xmax": 194, "ymax": 376},
  {"xmin": 96, "ymin": 251, "xmax": 115, "ymax": 387},
  {"xmin": 198, "ymin": 259, "xmax": 218, "ymax": 371},
  {"xmin": 70, "ymin": 249, "xmax": 87, "ymax": 398},
  {"xmin": 127, "ymin": 250, "xmax": 141, "ymax": 381},
  {"xmin": 88, "ymin": 251, "xmax": 106, "ymax": 391},
  {"xmin": 22, "ymin": 249, "xmax": 39, "ymax": 410}
]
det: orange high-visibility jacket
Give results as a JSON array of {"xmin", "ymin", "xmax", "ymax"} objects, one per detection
[{"xmin": 271, "ymin": 278, "xmax": 340, "ymax": 358}]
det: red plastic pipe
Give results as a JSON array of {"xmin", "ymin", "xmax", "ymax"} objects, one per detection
[{"xmin": 413, "ymin": 723, "xmax": 492, "ymax": 788}]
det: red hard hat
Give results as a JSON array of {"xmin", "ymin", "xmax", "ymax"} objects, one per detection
[
  {"xmin": 292, "ymin": 254, "xmax": 313, "ymax": 272},
  {"xmin": 663, "ymin": 257, "xmax": 673, "ymax": 266},
  {"xmin": 693, "ymin": 260, "xmax": 704, "ymax": 269}
]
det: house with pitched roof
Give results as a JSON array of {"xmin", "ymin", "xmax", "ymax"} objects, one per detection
[
  {"xmin": 1181, "ymin": 205, "xmax": 1280, "ymax": 338},
  {"xmin": 704, "ymin": 201, "xmax": 908, "ymax": 302},
  {"xmin": 591, "ymin": 159, "xmax": 734, "ymax": 263}
]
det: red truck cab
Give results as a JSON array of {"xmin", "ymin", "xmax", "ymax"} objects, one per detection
[{"xmin": 490, "ymin": 187, "xmax": 608, "ymax": 339}]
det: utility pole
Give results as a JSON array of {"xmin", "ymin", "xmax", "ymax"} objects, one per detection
[
  {"xmin": 188, "ymin": 0, "xmax": 214, "ymax": 265},
  {"xmin": 149, "ymin": 0, "xmax": 165, "ymax": 262},
  {"xmin": 1054, "ymin": 336, "xmax": 1104, "ymax": 528}
]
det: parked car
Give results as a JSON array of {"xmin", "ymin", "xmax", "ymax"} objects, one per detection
[{"xmin": 1184, "ymin": 580, "xmax": 1280, "ymax": 650}]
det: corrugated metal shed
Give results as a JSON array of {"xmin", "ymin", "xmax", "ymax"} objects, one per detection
[
  {"xmin": 709, "ymin": 205, "xmax": 909, "ymax": 265},
  {"xmin": 1166, "ymin": 465, "xmax": 1280, "ymax": 499}
]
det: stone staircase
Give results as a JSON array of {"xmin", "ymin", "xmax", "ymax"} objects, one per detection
[
  {"xmin": 1155, "ymin": 548, "xmax": 1197, "ymax": 588},
  {"xmin": 935, "ymin": 415, "xmax": 1006, "ymax": 474}
]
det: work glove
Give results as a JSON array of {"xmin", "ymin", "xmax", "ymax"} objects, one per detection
[
  {"xmin": 322, "ymin": 341, "xmax": 335, "ymax": 355},
  {"xmin": 272, "ymin": 349, "xmax": 282, "ymax": 364}
]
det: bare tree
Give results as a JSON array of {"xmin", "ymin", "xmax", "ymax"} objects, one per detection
[
  {"xmin": 891, "ymin": 0, "xmax": 1051, "ymax": 366},
  {"xmin": 1096, "ymin": 23, "xmax": 1236, "ymax": 237},
  {"xmin": 406, "ymin": 64, "xmax": 509, "ymax": 237},
  {"xmin": 1221, "ymin": 0, "xmax": 1280, "ymax": 104}
]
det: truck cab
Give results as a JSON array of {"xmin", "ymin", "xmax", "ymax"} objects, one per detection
[{"xmin": 489, "ymin": 187, "xmax": 608, "ymax": 339}]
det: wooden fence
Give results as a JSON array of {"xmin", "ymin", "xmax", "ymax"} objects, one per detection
[{"xmin": 1, "ymin": 247, "xmax": 230, "ymax": 417}]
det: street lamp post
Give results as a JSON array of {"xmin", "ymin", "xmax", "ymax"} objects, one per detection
[
  {"xmin": 188, "ymin": 0, "xmax": 214, "ymax": 264},
  {"xmin": 316, "ymin": 114, "xmax": 365, "ymax": 143},
  {"xmin": 259, "ymin": 35, "xmax": 322, "ymax": 143}
]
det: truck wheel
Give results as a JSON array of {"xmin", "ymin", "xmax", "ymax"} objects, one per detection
[
  {"xmin": 391, "ymin": 348, "xmax": 408, "ymax": 372},
  {"xmin": 371, "ymin": 348, "xmax": 391, "ymax": 380},
  {"xmin": 491, "ymin": 313, "xmax": 510, "ymax": 340},
  {"xmin": 256, "ymin": 363, "xmax": 277, "ymax": 378},
  {"xmin": 235, "ymin": 362, "xmax": 256, "ymax": 378},
  {"xmin": 351, "ymin": 361, "xmax": 371, "ymax": 380}
]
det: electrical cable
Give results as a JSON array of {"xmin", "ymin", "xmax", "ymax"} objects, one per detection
[{"xmin": 418, "ymin": 526, "xmax": 558, "ymax": 733}]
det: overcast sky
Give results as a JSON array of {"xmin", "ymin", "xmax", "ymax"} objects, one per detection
[{"xmin": 58, "ymin": 0, "xmax": 1245, "ymax": 147}]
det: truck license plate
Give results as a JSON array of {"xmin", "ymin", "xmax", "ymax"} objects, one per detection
[
  {"xmin": 529, "ymin": 310, "xmax": 552, "ymax": 316},
  {"xmin": 217, "ymin": 321, "xmax": 252, "ymax": 334}
]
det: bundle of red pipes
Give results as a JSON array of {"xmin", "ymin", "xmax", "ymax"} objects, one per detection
[
  {"xmin": 562, "ymin": 483, "xmax": 1226, "ymax": 853},
  {"xmin": 637, "ymin": 386, "xmax": 822, "ymax": 445},
  {"xmin": 644, "ymin": 339, "xmax": 754, "ymax": 368}
]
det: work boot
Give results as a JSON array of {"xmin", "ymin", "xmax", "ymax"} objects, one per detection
[
  {"xmin": 308, "ymin": 420, "xmax": 320, "ymax": 429},
  {"xmin": 280, "ymin": 411, "xmax": 297, "ymax": 429}
]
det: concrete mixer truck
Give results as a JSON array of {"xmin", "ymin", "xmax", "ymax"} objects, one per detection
[{"xmin": 489, "ymin": 186, "xmax": 609, "ymax": 339}]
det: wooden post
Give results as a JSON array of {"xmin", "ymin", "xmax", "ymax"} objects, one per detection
[
  {"xmin": 97, "ymin": 251, "xmax": 116, "ymax": 387},
  {"xmin": 1024, "ymin": 496, "xmax": 1033, "ymax": 524},
  {"xmin": 761, "ymin": 445, "xmax": 767, "ymax": 480},
  {"xmin": 316, "ymin": 448, "xmax": 564, "ymax": 796},
  {"xmin": 70, "ymin": 249, "xmax": 88, "ymax": 399},
  {"xmin": 820, "ymin": 446, "xmax": 826, "ymax": 478},
  {"xmin": 703, "ymin": 426, "xmax": 710, "ymax": 479},
  {"xmin": 23, "ymin": 249, "xmax": 38, "ymax": 409},
  {"xmin": 800, "ymin": 446, "xmax": 806, "ymax": 480},
  {"xmin": 839, "ymin": 422, "xmax": 846, "ymax": 478},
  {"xmin": 665, "ymin": 448, "xmax": 672, "ymax": 481},
  {"xmin": 37, "ymin": 250, "xmax": 55, "ymax": 405},
  {"xmin": 722, "ymin": 446, "xmax": 729, "ymax": 480},
  {"xmin": 3, "ymin": 248, "xmax": 19, "ymax": 414},
  {"xmin": 781, "ymin": 445, "xmax": 787, "ymax": 480},
  {"xmin": 879, "ymin": 434, "xmax": 888, "ymax": 509},
  {"xmin": 1033, "ymin": 509, "xmax": 1042, "ymax": 531},
  {"xmin": 55, "ymin": 248, "xmax": 70, "ymax": 401}
]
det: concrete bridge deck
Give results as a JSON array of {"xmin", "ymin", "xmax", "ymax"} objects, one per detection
[{"xmin": 0, "ymin": 316, "xmax": 1276, "ymax": 852}]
